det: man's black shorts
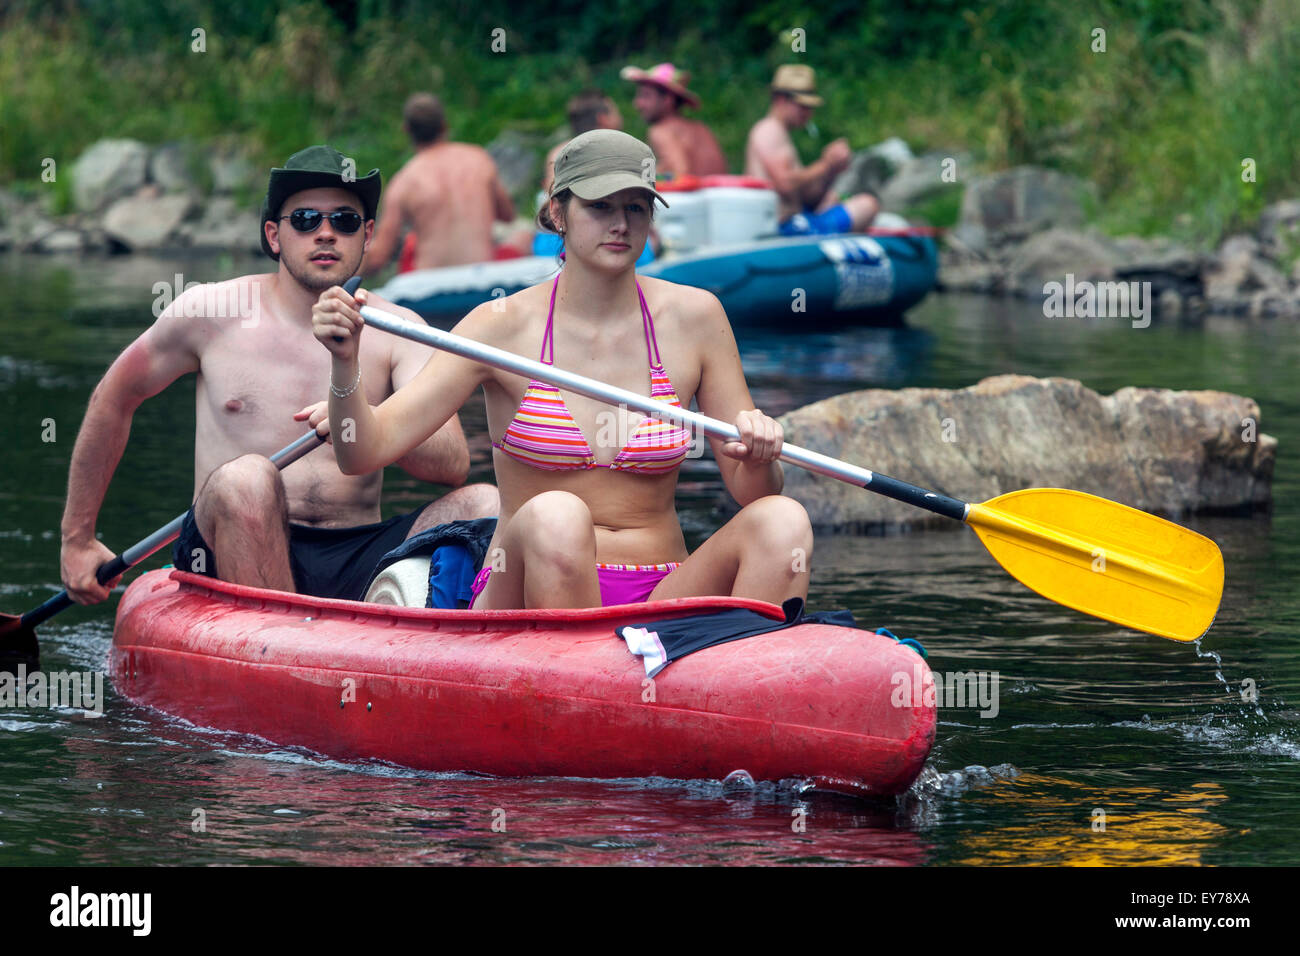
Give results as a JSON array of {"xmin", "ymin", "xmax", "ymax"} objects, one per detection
[{"xmin": 172, "ymin": 504, "xmax": 429, "ymax": 601}]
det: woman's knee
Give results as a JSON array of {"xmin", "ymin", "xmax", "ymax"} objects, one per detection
[{"xmin": 739, "ymin": 495, "xmax": 814, "ymax": 555}]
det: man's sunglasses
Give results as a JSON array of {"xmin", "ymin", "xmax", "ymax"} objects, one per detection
[{"xmin": 279, "ymin": 209, "xmax": 365, "ymax": 234}]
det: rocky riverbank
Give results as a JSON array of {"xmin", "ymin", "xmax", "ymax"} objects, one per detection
[
  {"xmin": 764, "ymin": 375, "xmax": 1275, "ymax": 532},
  {"xmin": 836, "ymin": 139, "xmax": 1300, "ymax": 319},
  {"xmin": 5, "ymin": 135, "xmax": 1300, "ymax": 321}
]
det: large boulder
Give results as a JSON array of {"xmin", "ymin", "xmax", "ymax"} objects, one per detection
[
  {"xmin": 103, "ymin": 188, "xmax": 196, "ymax": 250},
  {"xmin": 71, "ymin": 139, "xmax": 150, "ymax": 212},
  {"xmin": 210, "ymin": 146, "xmax": 257, "ymax": 194},
  {"xmin": 955, "ymin": 166, "xmax": 1089, "ymax": 252},
  {"xmin": 150, "ymin": 142, "xmax": 200, "ymax": 193},
  {"xmin": 774, "ymin": 375, "xmax": 1275, "ymax": 532},
  {"xmin": 1203, "ymin": 234, "xmax": 1292, "ymax": 315},
  {"xmin": 1004, "ymin": 228, "xmax": 1120, "ymax": 296},
  {"xmin": 174, "ymin": 195, "xmax": 263, "ymax": 252}
]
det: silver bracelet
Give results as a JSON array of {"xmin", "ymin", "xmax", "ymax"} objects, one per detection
[{"xmin": 330, "ymin": 365, "xmax": 361, "ymax": 399}]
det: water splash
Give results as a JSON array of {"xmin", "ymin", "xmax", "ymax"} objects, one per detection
[{"xmin": 1193, "ymin": 637, "xmax": 1266, "ymax": 719}]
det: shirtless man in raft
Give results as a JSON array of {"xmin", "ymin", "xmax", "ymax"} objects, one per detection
[
  {"xmin": 60, "ymin": 145, "xmax": 498, "ymax": 605},
  {"xmin": 745, "ymin": 65, "xmax": 878, "ymax": 236},
  {"xmin": 621, "ymin": 63, "xmax": 727, "ymax": 180},
  {"xmin": 362, "ymin": 93, "xmax": 516, "ymax": 273}
]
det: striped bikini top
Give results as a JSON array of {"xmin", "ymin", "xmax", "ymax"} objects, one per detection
[{"xmin": 492, "ymin": 276, "xmax": 692, "ymax": 474}]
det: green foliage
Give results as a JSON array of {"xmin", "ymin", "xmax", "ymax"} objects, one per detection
[{"xmin": 3, "ymin": 0, "xmax": 1300, "ymax": 243}]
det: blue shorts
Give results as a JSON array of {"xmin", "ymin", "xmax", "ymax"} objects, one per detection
[
  {"xmin": 778, "ymin": 204, "xmax": 853, "ymax": 236},
  {"xmin": 532, "ymin": 232, "xmax": 655, "ymax": 265}
]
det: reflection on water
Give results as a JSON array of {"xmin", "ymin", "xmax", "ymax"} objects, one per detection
[
  {"xmin": 0, "ymin": 253, "xmax": 1297, "ymax": 866},
  {"xmin": 950, "ymin": 775, "xmax": 1230, "ymax": 866}
]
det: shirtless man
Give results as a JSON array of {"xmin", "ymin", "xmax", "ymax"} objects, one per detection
[
  {"xmin": 60, "ymin": 145, "xmax": 498, "ymax": 605},
  {"xmin": 362, "ymin": 93, "xmax": 516, "ymax": 274},
  {"xmin": 620, "ymin": 63, "xmax": 727, "ymax": 180},
  {"xmin": 745, "ymin": 65, "xmax": 878, "ymax": 236}
]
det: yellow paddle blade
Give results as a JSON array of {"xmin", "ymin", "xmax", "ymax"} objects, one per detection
[{"xmin": 966, "ymin": 489, "xmax": 1224, "ymax": 642}]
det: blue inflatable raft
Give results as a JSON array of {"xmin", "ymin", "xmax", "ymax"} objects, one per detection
[{"xmin": 375, "ymin": 232, "xmax": 937, "ymax": 329}]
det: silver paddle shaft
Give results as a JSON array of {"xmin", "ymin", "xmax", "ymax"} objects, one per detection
[{"xmin": 359, "ymin": 305, "xmax": 970, "ymax": 521}]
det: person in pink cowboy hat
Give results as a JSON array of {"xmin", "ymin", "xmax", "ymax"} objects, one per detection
[{"xmin": 620, "ymin": 62, "xmax": 727, "ymax": 180}]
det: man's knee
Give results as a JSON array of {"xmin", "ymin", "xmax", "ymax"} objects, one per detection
[
  {"xmin": 845, "ymin": 193, "xmax": 879, "ymax": 230},
  {"xmin": 195, "ymin": 455, "xmax": 287, "ymax": 530},
  {"xmin": 456, "ymin": 482, "xmax": 500, "ymax": 520},
  {"xmin": 410, "ymin": 483, "xmax": 500, "ymax": 533}
]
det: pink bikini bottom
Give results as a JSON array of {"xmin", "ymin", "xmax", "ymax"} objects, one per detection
[{"xmin": 468, "ymin": 561, "xmax": 681, "ymax": 609}]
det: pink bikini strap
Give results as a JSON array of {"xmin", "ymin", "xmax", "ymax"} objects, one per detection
[
  {"xmin": 540, "ymin": 274, "xmax": 560, "ymax": 365},
  {"xmin": 635, "ymin": 281, "xmax": 663, "ymax": 367}
]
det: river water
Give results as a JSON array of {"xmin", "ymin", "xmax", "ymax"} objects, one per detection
[{"xmin": 1, "ymin": 252, "xmax": 1296, "ymax": 866}]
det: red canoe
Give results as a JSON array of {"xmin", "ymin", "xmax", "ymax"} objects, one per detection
[{"xmin": 111, "ymin": 569, "xmax": 936, "ymax": 797}]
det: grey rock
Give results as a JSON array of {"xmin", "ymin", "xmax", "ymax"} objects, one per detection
[
  {"xmin": 1256, "ymin": 199, "xmax": 1300, "ymax": 263},
  {"xmin": 175, "ymin": 195, "xmax": 263, "ymax": 252},
  {"xmin": 150, "ymin": 142, "xmax": 199, "ymax": 192},
  {"xmin": 1158, "ymin": 288, "xmax": 1184, "ymax": 318},
  {"xmin": 937, "ymin": 252, "xmax": 1002, "ymax": 293},
  {"xmin": 210, "ymin": 148, "xmax": 256, "ymax": 194},
  {"xmin": 71, "ymin": 139, "xmax": 150, "ymax": 212},
  {"xmin": 487, "ymin": 129, "xmax": 544, "ymax": 201},
  {"xmin": 958, "ymin": 166, "xmax": 1089, "ymax": 252},
  {"xmin": 34, "ymin": 228, "xmax": 85, "ymax": 253},
  {"xmin": 1204, "ymin": 233, "xmax": 1288, "ymax": 309},
  {"xmin": 103, "ymin": 189, "xmax": 196, "ymax": 249},
  {"xmin": 832, "ymin": 137, "xmax": 915, "ymax": 198},
  {"xmin": 1111, "ymin": 236, "xmax": 1202, "ymax": 280},
  {"xmin": 878, "ymin": 152, "xmax": 965, "ymax": 213},
  {"xmin": 773, "ymin": 375, "xmax": 1275, "ymax": 532},
  {"xmin": 1004, "ymin": 228, "xmax": 1120, "ymax": 296}
]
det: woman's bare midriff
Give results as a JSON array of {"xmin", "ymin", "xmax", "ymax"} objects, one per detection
[{"xmin": 489, "ymin": 451, "xmax": 688, "ymax": 566}]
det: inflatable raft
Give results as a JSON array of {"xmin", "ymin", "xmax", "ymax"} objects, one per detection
[
  {"xmin": 111, "ymin": 569, "xmax": 936, "ymax": 797},
  {"xmin": 376, "ymin": 232, "xmax": 938, "ymax": 328}
]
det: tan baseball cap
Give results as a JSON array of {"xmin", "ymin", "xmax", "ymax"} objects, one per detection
[
  {"xmin": 550, "ymin": 129, "xmax": 669, "ymax": 207},
  {"xmin": 771, "ymin": 64, "xmax": 824, "ymax": 107}
]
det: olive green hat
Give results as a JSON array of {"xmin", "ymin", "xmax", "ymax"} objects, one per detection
[
  {"xmin": 550, "ymin": 129, "xmax": 669, "ymax": 207},
  {"xmin": 260, "ymin": 145, "xmax": 382, "ymax": 260}
]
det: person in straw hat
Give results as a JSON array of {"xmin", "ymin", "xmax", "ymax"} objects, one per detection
[
  {"xmin": 745, "ymin": 65, "xmax": 879, "ymax": 235},
  {"xmin": 620, "ymin": 62, "xmax": 727, "ymax": 179},
  {"xmin": 311, "ymin": 129, "xmax": 813, "ymax": 611}
]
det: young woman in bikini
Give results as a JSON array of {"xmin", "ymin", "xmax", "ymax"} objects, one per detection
[{"xmin": 311, "ymin": 129, "xmax": 813, "ymax": 610}]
